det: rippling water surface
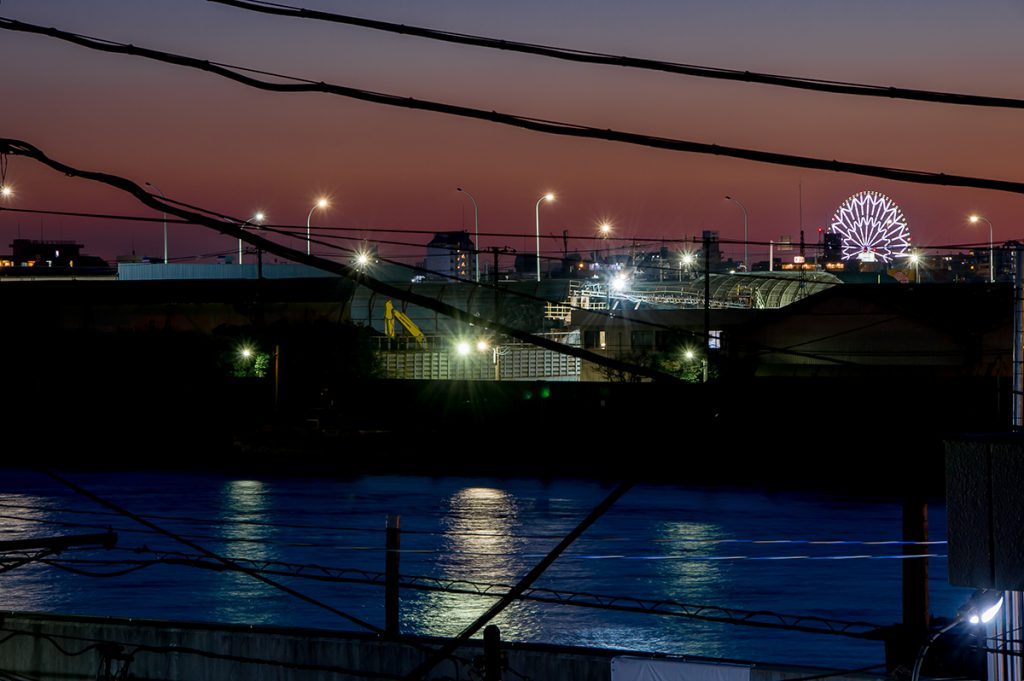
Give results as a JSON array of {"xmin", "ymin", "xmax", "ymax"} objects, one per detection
[{"xmin": 0, "ymin": 471, "xmax": 966, "ymax": 669}]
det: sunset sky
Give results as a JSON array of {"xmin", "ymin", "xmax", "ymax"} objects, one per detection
[{"xmin": 2, "ymin": 0, "xmax": 1022, "ymax": 266}]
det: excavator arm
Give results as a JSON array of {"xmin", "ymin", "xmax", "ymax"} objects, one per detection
[{"xmin": 384, "ymin": 300, "xmax": 426, "ymax": 347}]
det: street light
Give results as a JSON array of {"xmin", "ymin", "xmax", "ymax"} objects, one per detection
[
  {"xmin": 457, "ymin": 187, "xmax": 480, "ymax": 282},
  {"xmin": 0, "ymin": 185, "xmax": 12, "ymax": 199},
  {"xmin": 725, "ymin": 195, "xmax": 749, "ymax": 270},
  {"xmin": 535, "ymin": 192, "xmax": 554, "ymax": 283},
  {"xmin": 306, "ymin": 198, "xmax": 329, "ymax": 257},
  {"xmin": 239, "ymin": 211, "xmax": 265, "ymax": 265},
  {"xmin": 909, "ymin": 251, "xmax": 921, "ymax": 284},
  {"xmin": 911, "ymin": 589, "xmax": 1003, "ymax": 681},
  {"xmin": 145, "ymin": 181, "xmax": 168, "ymax": 265},
  {"xmin": 969, "ymin": 214, "xmax": 995, "ymax": 283}
]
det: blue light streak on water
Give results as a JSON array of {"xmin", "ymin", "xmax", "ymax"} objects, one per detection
[{"xmin": 0, "ymin": 471, "xmax": 969, "ymax": 669}]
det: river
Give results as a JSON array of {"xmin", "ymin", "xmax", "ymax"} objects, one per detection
[{"xmin": 0, "ymin": 471, "xmax": 966, "ymax": 670}]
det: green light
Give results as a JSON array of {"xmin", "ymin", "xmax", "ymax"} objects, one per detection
[{"xmin": 540, "ymin": 385, "xmax": 551, "ymax": 399}]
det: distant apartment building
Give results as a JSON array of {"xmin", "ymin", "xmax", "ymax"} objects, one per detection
[{"xmin": 425, "ymin": 231, "xmax": 475, "ymax": 281}]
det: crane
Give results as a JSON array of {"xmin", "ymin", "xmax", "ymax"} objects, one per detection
[{"xmin": 384, "ymin": 300, "xmax": 426, "ymax": 347}]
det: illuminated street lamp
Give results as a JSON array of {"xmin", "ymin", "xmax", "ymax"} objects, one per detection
[
  {"xmin": 911, "ymin": 589, "xmax": 1003, "ymax": 681},
  {"xmin": 725, "ymin": 195, "xmax": 749, "ymax": 270},
  {"xmin": 535, "ymin": 192, "xmax": 554, "ymax": 282},
  {"xmin": 969, "ymin": 214, "xmax": 994, "ymax": 283},
  {"xmin": 599, "ymin": 222, "xmax": 612, "ymax": 238},
  {"xmin": 145, "ymin": 181, "xmax": 168, "ymax": 264},
  {"xmin": 0, "ymin": 185, "xmax": 12, "ymax": 199},
  {"xmin": 908, "ymin": 252, "xmax": 921, "ymax": 284},
  {"xmin": 457, "ymin": 187, "xmax": 480, "ymax": 282},
  {"xmin": 306, "ymin": 198, "xmax": 329, "ymax": 256},
  {"xmin": 239, "ymin": 211, "xmax": 265, "ymax": 265}
]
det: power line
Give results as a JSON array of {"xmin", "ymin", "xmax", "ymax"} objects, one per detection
[
  {"xmin": 210, "ymin": 0, "xmax": 1024, "ymax": 112},
  {"xmin": 0, "ymin": 137, "xmax": 682, "ymax": 381},
  {"xmin": 0, "ymin": 626, "xmax": 404, "ymax": 681},
  {"xmin": 43, "ymin": 469, "xmax": 385, "ymax": 634},
  {"xmin": 3, "ymin": 18, "xmax": 1024, "ymax": 196},
  {"xmin": 0, "ymin": 499, "xmax": 954, "ymax": 545},
  {"xmin": 0, "ymin": 142, "xmax": 995, "ymax": 372},
  {"xmin": 34, "ymin": 550, "xmax": 892, "ymax": 638},
  {"xmin": 3, "ymin": 206, "xmax": 1008, "ymax": 257},
  {"xmin": 402, "ymin": 481, "xmax": 633, "ymax": 680}
]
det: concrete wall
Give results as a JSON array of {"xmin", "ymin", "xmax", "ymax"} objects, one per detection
[{"xmin": 0, "ymin": 613, "xmax": 885, "ymax": 681}]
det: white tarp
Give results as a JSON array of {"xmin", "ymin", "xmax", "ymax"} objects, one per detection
[{"xmin": 611, "ymin": 656, "xmax": 752, "ymax": 681}]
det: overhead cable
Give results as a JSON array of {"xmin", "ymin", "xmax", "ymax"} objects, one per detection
[
  {"xmin": 3, "ymin": 18, "xmax": 1024, "ymax": 196},
  {"xmin": 209, "ymin": 0, "xmax": 1024, "ymax": 111}
]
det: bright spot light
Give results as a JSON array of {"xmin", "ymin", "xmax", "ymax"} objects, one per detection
[
  {"xmin": 978, "ymin": 596, "xmax": 1005, "ymax": 624},
  {"xmin": 253, "ymin": 211, "xmax": 265, "ymax": 223},
  {"xmin": 681, "ymin": 252, "xmax": 695, "ymax": 266},
  {"xmin": 599, "ymin": 222, "xmax": 611, "ymax": 236},
  {"xmin": 611, "ymin": 274, "xmax": 628, "ymax": 292},
  {"xmin": 0, "ymin": 185, "xmax": 12, "ymax": 198},
  {"xmin": 317, "ymin": 198, "xmax": 329, "ymax": 209},
  {"xmin": 456, "ymin": 341, "xmax": 471, "ymax": 356},
  {"xmin": 239, "ymin": 346, "xmax": 253, "ymax": 359},
  {"xmin": 356, "ymin": 252, "xmax": 370, "ymax": 267},
  {"xmin": 476, "ymin": 340, "xmax": 489, "ymax": 352},
  {"xmin": 544, "ymin": 193, "xmax": 555, "ymax": 202},
  {"xmin": 684, "ymin": 349, "xmax": 695, "ymax": 360},
  {"xmin": 909, "ymin": 253, "xmax": 920, "ymax": 265}
]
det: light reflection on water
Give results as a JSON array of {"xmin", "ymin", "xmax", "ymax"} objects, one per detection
[
  {"xmin": 0, "ymin": 494, "xmax": 59, "ymax": 612},
  {"xmin": 0, "ymin": 473, "xmax": 970, "ymax": 669},
  {"xmin": 654, "ymin": 520, "xmax": 728, "ymax": 659},
  {"xmin": 405, "ymin": 486, "xmax": 541, "ymax": 640},
  {"xmin": 211, "ymin": 479, "xmax": 280, "ymax": 624}
]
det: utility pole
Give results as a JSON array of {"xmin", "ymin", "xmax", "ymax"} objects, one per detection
[
  {"xmin": 703, "ymin": 233, "xmax": 710, "ymax": 384},
  {"xmin": 385, "ymin": 514, "xmax": 400, "ymax": 636},
  {"xmin": 484, "ymin": 625, "xmax": 503, "ymax": 681},
  {"xmin": 1014, "ymin": 246, "xmax": 1023, "ymax": 429}
]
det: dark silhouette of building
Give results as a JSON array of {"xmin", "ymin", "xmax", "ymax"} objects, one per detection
[{"xmin": 1, "ymin": 239, "xmax": 111, "ymax": 274}]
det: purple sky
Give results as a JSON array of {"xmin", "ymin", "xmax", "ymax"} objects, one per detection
[{"xmin": 2, "ymin": 0, "xmax": 1023, "ymax": 265}]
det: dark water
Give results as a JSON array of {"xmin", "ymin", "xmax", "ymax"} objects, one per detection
[{"xmin": 0, "ymin": 471, "xmax": 967, "ymax": 670}]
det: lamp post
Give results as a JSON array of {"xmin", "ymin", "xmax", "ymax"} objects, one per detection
[
  {"xmin": 457, "ymin": 187, "xmax": 480, "ymax": 282},
  {"xmin": 535, "ymin": 193, "xmax": 554, "ymax": 283},
  {"xmin": 306, "ymin": 198, "xmax": 328, "ymax": 256},
  {"xmin": 970, "ymin": 214, "xmax": 995, "ymax": 283},
  {"xmin": 725, "ymin": 195, "xmax": 748, "ymax": 270},
  {"xmin": 911, "ymin": 589, "xmax": 1003, "ymax": 681},
  {"xmin": 145, "ymin": 181, "xmax": 168, "ymax": 264},
  {"xmin": 239, "ymin": 212, "xmax": 265, "ymax": 265}
]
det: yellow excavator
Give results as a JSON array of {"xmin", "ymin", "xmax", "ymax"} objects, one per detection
[{"xmin": 384, "ymin": 300, "xmax": 426, "ymax": 348}]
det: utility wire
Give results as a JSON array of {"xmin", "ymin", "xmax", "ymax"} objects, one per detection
[
  {"xmin": 210, "ymin": 0, "xmax": 1024, "ymax": 111},
  {"xmin": 4, "ymin": 18, "xmax": 1024, "ymax": 196},
  {"xmin": 402, "ymin": 481, "xmax": 633, "ymax": 680},
  {"xmin": 3, "ymin": 206, "xmax": 1008, "ymax": 258},
  {"xmin": 0, "ymin": 137, "xmax": 682, "ymax": 381},
  {"xmin": 33, "ymin": 551, "xmax": 892, "ymax": 638},
  {"xmin": 0, "ymin": 500, "xmax": 954, "ymax": 545},
  {"xmin": 0, "ymin": 626, "xmax": 403, "ymax": 681},
  {"xmin": 42, "ymin": 469, "xmax": 384, "ymax": 634}
]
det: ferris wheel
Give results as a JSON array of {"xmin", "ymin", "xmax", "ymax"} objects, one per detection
[{"xmin": 830, "ymin": 191, "xmax": 911, "ymax": 263}]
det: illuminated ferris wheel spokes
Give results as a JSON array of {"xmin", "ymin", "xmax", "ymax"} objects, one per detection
[{"xmin": 830, "ymin": 191, "xmax": 910, "ymax": 263}]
